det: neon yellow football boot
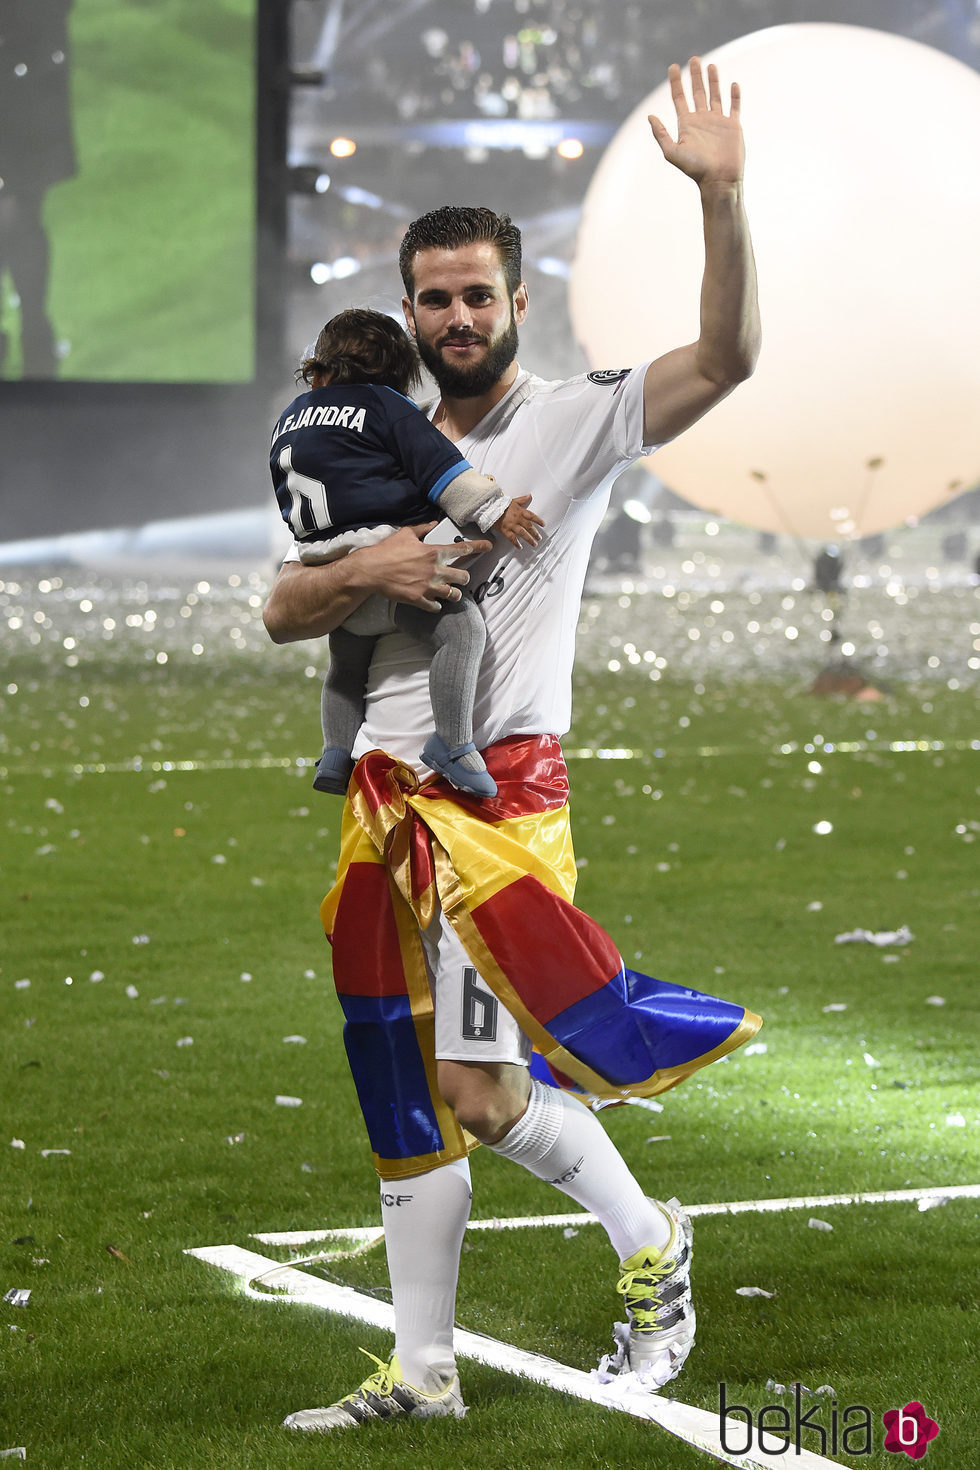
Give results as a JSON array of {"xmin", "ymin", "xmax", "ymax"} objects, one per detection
[
  {"xmin": 617, "ymin": 1197, "xmax": 695, "ymax": 1386},
  {"xmin": 283, "ymin": 1350, "xmax": 466, "ymax": 1432}
]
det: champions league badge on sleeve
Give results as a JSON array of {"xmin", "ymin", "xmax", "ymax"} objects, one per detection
[{"xmin": 587, "ymin": 368, "xmax": 631, "ymax": 385}]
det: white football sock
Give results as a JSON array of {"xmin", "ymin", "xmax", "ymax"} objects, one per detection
[
  {"xmin": 380, "ymin": 1156, "xmax": 472, "ymax": 1392},
  {"xmin": 488, "ymin": 1078, "xmax": 671, "ymax": 1261}
]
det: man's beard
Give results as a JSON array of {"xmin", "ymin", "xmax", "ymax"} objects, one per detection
[{"xmin": 415, "ymin": 314, "xmax": 519, "ymax": 398}]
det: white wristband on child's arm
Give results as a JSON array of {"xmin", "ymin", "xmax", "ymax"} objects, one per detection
[{"xmin": 471, "ymin": 495, "xmax": 510, "ymax": 533}]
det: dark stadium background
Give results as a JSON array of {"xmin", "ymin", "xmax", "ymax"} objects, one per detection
[{"xmin": 1, "ymin": 0, "xmax": 976, "ymax": 540}]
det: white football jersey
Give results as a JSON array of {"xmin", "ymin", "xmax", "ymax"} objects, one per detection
[{"xmin": 347, "ymin": 363, "xmax": 659, "ymax": 767}]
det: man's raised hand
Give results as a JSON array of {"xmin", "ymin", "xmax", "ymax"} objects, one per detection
[{"xmin": 648, "ymin": 58, "xmax": 744, "ymax": 187}]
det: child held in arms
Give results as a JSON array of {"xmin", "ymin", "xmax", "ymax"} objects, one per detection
[{"xmin": 270, "ymin": 308, "xmax": 543, "ymax": 797}]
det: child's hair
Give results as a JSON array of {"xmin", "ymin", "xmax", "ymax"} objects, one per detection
[{"xmin": 298, "ymin": 308, "xmax": 421, "ymax": 395}]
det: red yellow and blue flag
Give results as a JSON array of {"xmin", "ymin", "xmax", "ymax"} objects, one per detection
[{"xmin": 323, "ymin": 738, "xmax": 762, "ymax": 1179}]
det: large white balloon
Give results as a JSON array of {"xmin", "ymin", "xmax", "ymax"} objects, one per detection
[{"xmin": 569, "ymin": 25, "xmax": 980, "ymax": 540}]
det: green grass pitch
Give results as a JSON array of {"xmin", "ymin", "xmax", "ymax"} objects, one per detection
[{"xmin": 1, "ymin": 570, "xmax": 977, "ymax": 1467}]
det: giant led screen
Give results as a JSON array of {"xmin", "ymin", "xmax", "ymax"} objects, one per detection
[{"xmin": 0, "ymin": 0, "xmax": 256, "ymax": 383}]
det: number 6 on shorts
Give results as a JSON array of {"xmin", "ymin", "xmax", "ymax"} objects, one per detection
[{"xmin": 461, "ymin": 966, "xmax": 498, "ymax": 1042}]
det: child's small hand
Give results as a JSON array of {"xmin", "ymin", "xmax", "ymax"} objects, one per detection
[{"xmin": 499, "ymin": 494, "xmax": 545, "ymax": 548}]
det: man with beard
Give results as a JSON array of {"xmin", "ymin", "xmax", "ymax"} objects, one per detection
[{"xmin": 264, "ymin": 59, "xmax": 761, "ymax": 1431}]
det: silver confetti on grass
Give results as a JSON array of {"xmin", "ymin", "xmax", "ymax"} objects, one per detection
[
  {"xmin": 766, "ymin": 1380, "xmax": 835, "ymax": 1397},
  {"xmin": 836, "ymin": 926, "xmax": 914, "ymax": 946},
  {"xmin": 4, "ymin": 528, "xmax": 978, "ymax": 694}
]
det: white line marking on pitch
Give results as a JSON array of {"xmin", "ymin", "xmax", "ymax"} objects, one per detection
[
  {"xmin": 185, "ymin": 1245, "xmax": 840, "ymax": 1469},
  {"xmin": 188, "ymin": 1187, "xmax": 978, "ymax": 1463},
  {"xmin": 250, "ymin": 1182, "xmax": 980, "ymax": 1248}
]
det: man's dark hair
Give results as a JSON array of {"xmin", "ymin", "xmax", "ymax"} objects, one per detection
[
  {"xmin": 399, "ymin": 206, "xmax": 523, "ymax": 300},
  {"xmin": 298, "ymin": 307, "xmax": 420, "ymax": 395}
]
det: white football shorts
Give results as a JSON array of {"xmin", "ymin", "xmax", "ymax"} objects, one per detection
[{"xmin": 421, "ymin": 910, "xmax": 532, "ymax": 1066}]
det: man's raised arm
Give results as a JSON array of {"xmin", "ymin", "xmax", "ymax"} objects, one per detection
[
  {"xmin": 262, "ymin": 526, "xmax": 492, "ymax": 644},
  {"xmin": 641, "ymin": 57, "xmax": 761, "ymax": 446}
]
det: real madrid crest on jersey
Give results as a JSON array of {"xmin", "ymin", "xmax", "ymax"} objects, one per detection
[{"xmin": 587, "ymin": 368, "xmax": 631, "ymax": 385}]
